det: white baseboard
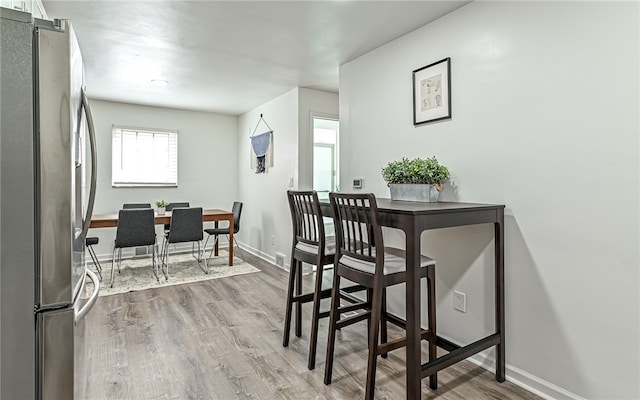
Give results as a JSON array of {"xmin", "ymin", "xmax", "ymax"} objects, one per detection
[{"xmin": 239, "ymin": 242, "xmax": 288, "ymax": 271}]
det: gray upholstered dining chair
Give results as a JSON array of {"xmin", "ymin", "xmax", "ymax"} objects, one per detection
[
  {"xmin": 166, "ymin": 202, "xmax": 190, "ymax": 211},
  {"xmin": 122, "ymin": 203, "xmax": 151, "ymax": 209},
  {"xmin": 161, "ymin": 207, "xmax": 207, "ymax": 279},
  {"xmin": 164, "ymin": 202, "xmax": 190, "ymax": 235},
  {"xmin": 111, "ymin": 208, "xmax": 158, "ymax": 287},
  {"xmin": 203, "ymin": 201, "xmax": 244, "ymax": 261},
  {"xmin": 323, "ymin": 192, "xmax": 438, "ymax": 399}
]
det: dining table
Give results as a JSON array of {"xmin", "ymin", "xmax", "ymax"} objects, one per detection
[
  {"xmin": 320, "ymin": 198, "xmax": 505, "ymax": 399},
  {"xmin": 90, "ymin": 208, "xmax": 235, "ymax": 266}
]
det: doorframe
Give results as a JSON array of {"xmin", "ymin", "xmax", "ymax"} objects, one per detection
[{"xmin": 309, "ymin": 111, "xmax": 339, "ymax": 194}]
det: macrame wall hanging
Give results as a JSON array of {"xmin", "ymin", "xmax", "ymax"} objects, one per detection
[{"xmin": 250, "ymin": 114, "xmax": 273, "ymax": 174}]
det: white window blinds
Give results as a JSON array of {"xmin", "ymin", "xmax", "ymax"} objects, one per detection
[{"xmin": 112, "ymin": 126, "xmax": 178, "ymax": 187}]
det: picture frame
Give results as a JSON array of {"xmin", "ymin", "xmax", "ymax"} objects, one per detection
[{"xmin": 412, "ymin": 57, "xmax": 451, "ymax": 125}]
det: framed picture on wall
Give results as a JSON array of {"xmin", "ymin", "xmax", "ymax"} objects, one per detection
[{"xmin": 412, "ymin": 57, "xmax": 451, "ymax": 125}]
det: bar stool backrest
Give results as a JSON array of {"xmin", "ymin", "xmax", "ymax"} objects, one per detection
[
  {"xmin": 287, "ymin": 190, "xmax": 326, "ymax": 253},
  {"xmin": 329, "ymin": 192, "xmax": 384, "ymax": 274}
]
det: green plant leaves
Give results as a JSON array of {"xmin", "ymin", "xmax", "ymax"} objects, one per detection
[
  {"xmin": 155, "ymin": 199, "xmax": 169, "ymax": 207},
  {"xmin": 381, "ymin": 156, "xmax": 450, "ymax": 185}
]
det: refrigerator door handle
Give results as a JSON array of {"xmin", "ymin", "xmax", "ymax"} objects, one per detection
[
  {"xmin": 80, "ymin": 88, "xmax": 97, "ymax": 239},
  {"xmin": 75, "ymin": 269, "xmax": 99, "ymax": 324}
]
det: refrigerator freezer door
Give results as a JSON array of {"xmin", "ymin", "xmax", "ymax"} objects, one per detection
[
  {"xmin": 38, "ymin": 269, "xmax": 98, "ymax": 400},
  {"xmin": 74, "ymin": 269, "xmax": 99, "ymax": 399},
  {"xmin": 36, "ymin": 20, "xmax": 86, "ymax": 309},
  {"xmin": 37, "ymin": 307, "xmax": 74, "ymax": 399}
]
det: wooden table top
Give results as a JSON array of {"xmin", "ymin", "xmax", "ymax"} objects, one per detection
[{"xmin": 90, "ymin": 208, "xmax": 233, "ymax": 228}]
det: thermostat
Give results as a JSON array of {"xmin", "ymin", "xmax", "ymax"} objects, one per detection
[{"xmin": 352, "ymin": 178, "xmax": 363, "ymax": 189}]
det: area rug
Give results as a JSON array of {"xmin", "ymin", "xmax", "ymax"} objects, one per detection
[{"xmin": 92, "ymin": 250, "xmax": 260, "ymax": 297}]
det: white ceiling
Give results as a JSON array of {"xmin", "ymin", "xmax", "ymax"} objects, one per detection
[{"xmin": 42, "ymin": 1, "xmax": 469, "ymax": 115}]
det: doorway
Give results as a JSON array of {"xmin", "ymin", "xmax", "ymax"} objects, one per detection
[{"xmin": 312, "ymin": 116, "xmax": 339, "ymax": 201}]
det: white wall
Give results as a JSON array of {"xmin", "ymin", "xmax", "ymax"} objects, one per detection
[
  {"xmin": 237, "ymin": 87, "xmax": 338, "ymax": 264},
  {"xmin": 87, "ymin": 100, "xmax": 238, "ymax": 258},
  {"xmin": 339, "ymin": 2, "xmax": 639, "ymax": 399},
  {"xmin": 298, "ymin": 88, "xmax": 339, "ymax": 190},
  {"xmin": 237, "ymin": 88, "xmax": 300, "ymax": 263}
]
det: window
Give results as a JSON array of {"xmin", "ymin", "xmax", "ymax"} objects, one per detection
[{"xmin": 112, "ymin": 126, "xmax": 178, "ymax": 187}]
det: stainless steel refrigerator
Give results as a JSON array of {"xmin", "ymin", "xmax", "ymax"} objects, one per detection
[{"xmin": 1, "ymin": 7, "xmax": 99, "ymax": 399}]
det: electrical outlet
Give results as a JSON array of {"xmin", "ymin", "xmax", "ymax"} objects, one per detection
[
  {"xmin": 275, "ymin": 252, "xmax": 285, "ymax": 268},
  {"xmin": 271, "ymin": 235, "xmax": 275, "ymax": 246},
  {"xmin": 454, "ymin": 290, "xmax": 467, "ymax": 313}
]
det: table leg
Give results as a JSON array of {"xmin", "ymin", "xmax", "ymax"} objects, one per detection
[
  {"xmin": 228, "ymin": 217, "xmax": 234, "ymax": 266},
  {"xmin": 495, "ymin": 210, "xmax": 505, "ymax": 381},
  {"xmin": 214, "ymin": 221, "xmax": 219, "ymax": 256},
  {"xmin": 405, "ymin": 225, "xmax": 422, "ymax": 400}
]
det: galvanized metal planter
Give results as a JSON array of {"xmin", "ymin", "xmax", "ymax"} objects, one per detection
[{"xmin": 389, "ymin": 184, "xmax": 441, "ymax": 202}]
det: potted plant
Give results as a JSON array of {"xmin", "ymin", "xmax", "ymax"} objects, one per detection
[
  {"xmin": 155, "ymin": 199, "xmax": 169, "ymax": 215},
  {"xmin": 381, "ymin": 156, "xmax": 450, "ymax": 202}
]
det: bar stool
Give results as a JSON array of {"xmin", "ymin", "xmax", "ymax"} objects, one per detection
[
  {"xmin": 324, "ymin": 192, "xmax": 438, "ymax": 399},
  {"xmin": 85, "ymin": 236, "xmax": 102, "ymax": 280},
  {"xmin": 283, "ymin": 190, "xmax": 365, "ymax": 370}
]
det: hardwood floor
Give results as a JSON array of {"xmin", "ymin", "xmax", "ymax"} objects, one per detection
[{"xmin": 79, "ymin": 253, "xmax": 541, "ymax": 400}]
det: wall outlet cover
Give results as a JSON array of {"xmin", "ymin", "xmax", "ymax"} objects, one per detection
[{"xmin": 454, "ymin": 290, "xmax": 467, "ymax": 313}]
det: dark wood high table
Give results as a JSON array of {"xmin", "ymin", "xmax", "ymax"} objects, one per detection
[
  {"xmin": 320, "ymin": 199, "xmax": 505, "ymax": 399},
  {"xmin": 90, "ymin": 208, "xmax": 235, "ymax": 266}
]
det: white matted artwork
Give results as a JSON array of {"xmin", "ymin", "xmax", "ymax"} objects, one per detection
[{"xmin": 412, "ymin": 57, "xmax": 451, "ymax": 125}]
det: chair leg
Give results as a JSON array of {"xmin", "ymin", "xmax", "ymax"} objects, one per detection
[
  {"xmin": 155, "ymin": 242, "xmax": 161, "ymax": 280},
  {"xmin": 295, "ymin": 259, "xmax": 303, "ymax": 338},
  {"xmin": 109, "ymin": 247, "xmax": 122, "ymax": 287},
  {"xmin": 381, "ymin": 288, "xmax": 388, "ymax": 358},
  {"xmin": 166, "ymin": 242, "xmax": 170, "ymax": 279},
  {"xmin": 151, "ymin": 243, "xmax": 159, "ymax": 282},
  {"xmin": 324, "ymin": 273, "xmax": 341, "ymax": 385},
  {"xmin": 206, "ymin": 234, "xmax": 220, "ymax": 260},
  {"xmin": 366, "ymin": 288, "xmax": 373, "ymax": 349},
  {"xmin": 110, "ymin": 247, "xmax": 117, "ymax": 288},
  {"xmin": 308, "ymin": 262, "xmax": 325, "ymax": 370},
  {"xmin": 87, "ymin": 245, "xmax": 102, "ymax": 281},
  {"xmin": 203, "ymin": 234, "xmax": 211, "ymax": 258},
  {"xmin": 227, "ymin": 234, "xmax": 245, "ymax": 261},
  {"xmin": 116, "ymin": 248, "xmax": 122, "ymax": 273},
  {"xmin": 365, "ymin": 282, "xmax": 384, "ymax": 400},
  {"xmin": 283, "ymin": 256, "xmax": 298, "ymax": 347},
  {"xmin": 196, "ymin": 240, "xmax": 208, "ymax": 274},
  {"xmin": 427, "ymin": 266, "xmax": 438, "ymax": 390},
  {"xmin": 160, "ymin": 239, "xmax": 169, "ymax": 280}
]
